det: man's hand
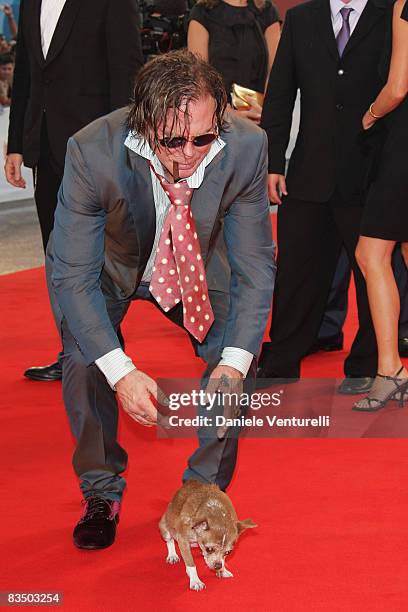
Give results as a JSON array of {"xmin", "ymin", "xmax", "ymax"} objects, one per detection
[
  {"xmin": 268, "ymin": 173, "xmax": 287, "ymax": 204},
  {"xmin": 5, "ymin": 154, "xmax": 26, "ymax": 188},
  {"xmin": 205, "ymin": 365, "xmax": 244, "ymax": 440},
  {"xmin": 3, "ymin": 5, "xmax": 13, "ymax": 17},
  {"xmin": 116, "ymin": 369, "xmax": 164, "ymax": 427}
]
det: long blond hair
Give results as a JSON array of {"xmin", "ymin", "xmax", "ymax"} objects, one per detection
[{"xmin": 197, "ymin": 0, "xmax": 267, "ymax": 10}]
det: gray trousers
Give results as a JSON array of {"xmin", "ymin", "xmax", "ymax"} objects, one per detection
[{"xmin": 53, "ymin": 279, "xmax": 255, "ymax": 501}]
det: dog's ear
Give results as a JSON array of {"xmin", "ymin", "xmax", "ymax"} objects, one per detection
[
  {"xmin": 237, "ymin": 518, "xmax": 257, "ymax": 535},
  {"xmin": 192, "ymin": 519, "xmax": 209, "ymax": 534}
]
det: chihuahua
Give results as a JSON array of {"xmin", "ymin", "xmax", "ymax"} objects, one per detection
[{"xmin": 159, "ymin": 479, "xmax": 256, "ymax": 591}]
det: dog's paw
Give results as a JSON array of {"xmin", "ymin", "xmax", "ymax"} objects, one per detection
[
  {"xmin": 190, "ymin": 577, "xmax": 206, "ymax": 591},
  {"xmin": 166, "ymin": 553, "xmax": 180, "ymax": 564},
  {"xmin": 186, "ymin": 566, "xmax": 205, "ymax": 591},
  {"xmin": 216, "ymin": 567, "xmax": 234, "ymax": 578}
]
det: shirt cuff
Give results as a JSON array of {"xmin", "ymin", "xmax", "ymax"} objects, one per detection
[
  {"xmin": 219, "ymin": 347, "xmax": 254, "ymax": 378},
  {"xmin": 95, "ymin": 348, "xmax": 136, "ymax": 390}
]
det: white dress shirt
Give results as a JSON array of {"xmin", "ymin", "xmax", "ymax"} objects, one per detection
[
  {"xmin": 95, "ymin": 134, "xmax": 254, "ymax": 389},
  {"xmin": 40, "ymin": 0, "xmax": 67, "ymax": 58},
  {"xmin": 330, "ymin": 0, "xmax": 369, "ymax": 37}
]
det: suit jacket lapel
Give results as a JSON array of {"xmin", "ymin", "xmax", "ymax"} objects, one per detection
[
  {"xmin": 190, "ymin": 148, "xmax": 227, "ymax": 263},
  {"xmin": 124, "ymin": 149, "xmax": 157, "ymax": 272},
  {"xmin": 342, "ymin": 0, "xmax": 388, "ymax": 59},
  {"xmin": 44, "ymin": 0, "xmax": 82, "ymax": 66},
  {"xmin": 313, "ymin": 0, "xmax": 340, "ymax": 61},
  {"xmin": 31, "ymin": 0, "xmax": 45, "ymax": 68}
]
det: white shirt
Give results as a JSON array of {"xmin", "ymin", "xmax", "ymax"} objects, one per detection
[
  {"xmin": 40, "ymin": 0, "xmax": 67, "ymax": 58},
  {"xmin": 95, "ymin": 135, "xmax": 254, "ymax": 389},
  {"xmin": 330, "ymin": 0, "xmax": 369, "ymax": 38},
  {"xmin": 128, "ymin": 134, "xmax": 227, "ymax": 282}
]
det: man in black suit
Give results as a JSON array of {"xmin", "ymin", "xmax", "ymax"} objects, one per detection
[
  {"xmin": 257, "ymin": 0, "xmax": 392, "ymax": 393},
  {"xmin": 4, "ymin": 0, "xmax": 143, "ymax": 381}
]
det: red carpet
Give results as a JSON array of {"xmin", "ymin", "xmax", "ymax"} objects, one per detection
[{"xmin": 2, "ymin": 262, "xmax": 408, "ymax": 611}]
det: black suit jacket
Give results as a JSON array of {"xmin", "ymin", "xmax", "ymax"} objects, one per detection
[
  {"xmin": 261, "ymin": 0, "xmax": 392, "ymax": 204},
  {"xmin": 7, "ymin": 0, "xmax": 143, "ymax": 170}
]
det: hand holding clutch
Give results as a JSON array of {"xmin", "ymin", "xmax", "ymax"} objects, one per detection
[
  {"xmin": 231, "ymin": 84, "xmax": 264, "ymax": 125},
  {"xmin": 231, "ymin": 83, "xmax": 264, "ymax": 110}
]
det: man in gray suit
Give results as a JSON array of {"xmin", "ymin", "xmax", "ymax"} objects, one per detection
[{"xmin": 47, "ymin": 50, "xmax": 276, "ymax": 550}]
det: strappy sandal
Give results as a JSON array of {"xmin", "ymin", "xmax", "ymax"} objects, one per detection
[
  {"xmin": 394, "ymin": 390, "xmax": 408, "ymax": 402},
  {"xmin": 352, "ymin": 365, "xmax": 408, "ymax": 412}
]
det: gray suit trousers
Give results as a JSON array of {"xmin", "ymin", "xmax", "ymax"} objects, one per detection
[{"xmin": 51, "ymin": 273, "xmax": 255, "ymax": 501}]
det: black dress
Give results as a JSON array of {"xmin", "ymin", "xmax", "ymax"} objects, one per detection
[
  {"xmin": 360, "ymin": 0, "xmax": 408, "ymax": 241},
  {"xmin": 189, "ymin": 0, "xmax": 280, "ymax": 98}
]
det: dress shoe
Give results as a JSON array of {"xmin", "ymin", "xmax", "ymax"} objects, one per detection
[
  {"xmin": 307, "ymin": 334, "xmax": 344, "ymax": 355},
  {"xmin": 73, "ymin": 496, "xmax": 120, "ymax": 550},
  {"xmin": 24, "ymin": 361, "xmax": 62, "ymax": 382},
  {"xmin": 337, "ymin": 376, "xmax": 374, "ymax": 395},
  {"xmin": 398, "ymin": 337, "xmax": 408, "ymax": 358}
]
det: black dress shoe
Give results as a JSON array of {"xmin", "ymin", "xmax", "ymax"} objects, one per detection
[
  {"xmin": 337, "ymin": 376, "xmax": 374, "ymax": 395},
  {"xmin": 307, "ymin": 334, "xmax": 344, "ymax": 355},
  {"xmin": 24, "ymin": 361, "xmax": 62, "ymax": 382},
  {"xmin": 398, "ymin": 337, "xmax": 408, "ymax": 358},
  {"xmin": 73, "ymin": 496, "xmax": 120, "ymax": 550}
]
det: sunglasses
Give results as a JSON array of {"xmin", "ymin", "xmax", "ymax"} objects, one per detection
[{"xmin": 159, "ymin": 132, "xmax": 218, "ymax": 149}]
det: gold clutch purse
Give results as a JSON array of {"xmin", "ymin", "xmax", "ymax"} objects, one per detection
[{"xmin": 231, "ymin": 83, "xmax": 264, "ymax": 110}]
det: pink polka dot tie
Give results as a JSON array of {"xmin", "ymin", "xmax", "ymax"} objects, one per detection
[{"xmin": 149, "ymin": 168, "xmax": 214, "ymax": 343}]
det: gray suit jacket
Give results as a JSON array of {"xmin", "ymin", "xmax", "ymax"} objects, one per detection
[{"xmin": 49, "ymin": 108, "xmax": 276, "ymax": 366}]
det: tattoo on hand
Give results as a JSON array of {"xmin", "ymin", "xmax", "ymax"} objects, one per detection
[{"xmin": 220, "ymin": 374, "xmax": 230, "ymax": 388}]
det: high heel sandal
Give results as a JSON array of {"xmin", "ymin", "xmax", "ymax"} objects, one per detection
[
  {"xmin": 394, "ymin": 390, "xmax": 408, "ymax": 402},
  {"xmin": 352, "ymin": 365, "xmax": 408, "ymax": 412}
]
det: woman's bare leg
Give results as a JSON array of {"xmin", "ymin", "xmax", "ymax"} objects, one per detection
[{"xmin": 355, "ymin": 236, "xmax": 407, "ymax": 377}]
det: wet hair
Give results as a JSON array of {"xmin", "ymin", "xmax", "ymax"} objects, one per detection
[{"xmin": 127, "ymin": 49, "xmax": 227, "ymax": 150}]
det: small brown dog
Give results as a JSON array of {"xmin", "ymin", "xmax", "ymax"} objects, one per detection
[{"xmin": 159, "ymin": 479, "xmax": 256, "ymax": 591}]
